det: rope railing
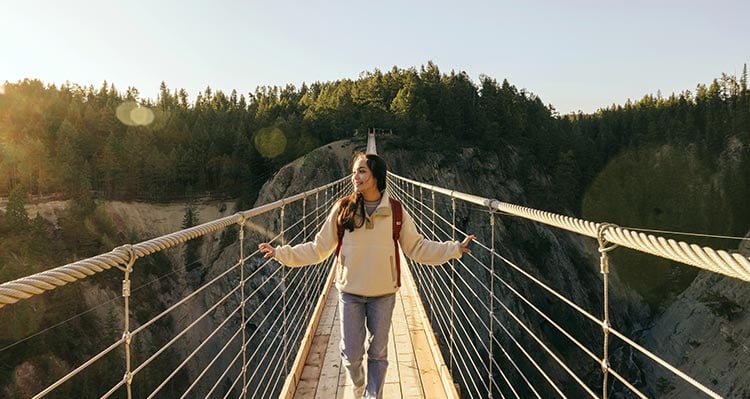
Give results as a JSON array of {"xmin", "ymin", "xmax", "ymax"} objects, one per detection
[
  {"xmin": 0, "ymin": 176, "xmax": 350, "ymax": 398},
  {"xmin": 389, "ymin": 173, "xmax": 750, "ymax": 283},
  {"xmin": 0, "ymin": 177, "xmax": 350, "ymax": 309},
  {"xmin": 387, "ymin": 172, "xmax": 731, "ymax": 399}
]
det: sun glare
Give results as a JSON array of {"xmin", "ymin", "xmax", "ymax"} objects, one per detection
[
  {"xmin": 254, "ymin": 126, "xmax": 287, "ymax": 158},
  {"xmin": 115, "ymin": 101, "xmax": 155, "ymax": 126}
]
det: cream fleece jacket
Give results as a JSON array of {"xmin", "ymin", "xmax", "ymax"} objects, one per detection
[{"xmin": 273, "ymin": 191, "xmax": 462, "ymax": 297}]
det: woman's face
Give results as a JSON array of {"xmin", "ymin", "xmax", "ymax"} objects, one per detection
[{"xmin": 351, "ymin": 158, "xmax": 378, "ymax": 194}]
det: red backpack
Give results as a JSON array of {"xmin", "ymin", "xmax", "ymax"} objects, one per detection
[{"xmin": 335, "ymin": 197, "xmax": 404, "ymax": 287}]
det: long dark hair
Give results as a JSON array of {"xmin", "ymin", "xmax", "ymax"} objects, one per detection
[{"xmin": 339, "ymin": 153, "xmax": 388, "ymax": 232}]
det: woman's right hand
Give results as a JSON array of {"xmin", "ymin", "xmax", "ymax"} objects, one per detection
[{"xmin": 258, "ymin": 243, "xmax": 275, "ymax": 259}]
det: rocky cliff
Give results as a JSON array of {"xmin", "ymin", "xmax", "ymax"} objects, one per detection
[{"xmin": 640, "ymin": 235, "xmax": 750, "ymax": 398}]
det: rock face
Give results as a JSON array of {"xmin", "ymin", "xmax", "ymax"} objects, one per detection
[
  {"xmin": 640, "ymin": 236, "xmax": 750, "ymax": 398},
  {"xmin": 0, "ymin": 198, "xmax": 240, "ymax": 398}
]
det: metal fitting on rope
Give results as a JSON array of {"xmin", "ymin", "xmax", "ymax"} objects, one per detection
[
  {"xmin": 601, "ymin": 320, "xmax": 611, "ymax": 334},
  {"xmin": 235, "ymin": 212, "xmax": 247, "ymax": 227},
  {"xmin": 113, "ymin": 244, "xmax": 137, "ymax": 273},
  {"xmin": 122, "ymin": 331, "xmax": 132, "ymax": 345},
  {"xmin": 122, "ymin": 279, "xmax": 131, "ymax": 298},
  {"xmin": 124, "ymin": 371, "xmax": 134, "ymax": 385},
  {"xmin": 596, "ymin": 223, "xmax": 619, "ymax": 252},
  {"xmin": 601, "ymin": 358, "xmax": 610, "ymax": 374},
  {"xmin": 596, "ymin": 224, "xmax": 619, "ymax": 274}
]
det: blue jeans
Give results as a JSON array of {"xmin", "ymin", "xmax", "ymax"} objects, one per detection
[{"xmin": 339, "ymin": 291, "xmax": 396, "ymax": 399}]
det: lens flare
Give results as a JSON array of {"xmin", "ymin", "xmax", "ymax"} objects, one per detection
[
  {"xmin": 254, "ymin": 127, "xmax": 287, "ymax": 158},
  {"xmin": 116, "ymin": 101, "xmax": 154, "ymax": 126},
  {"xmin": 130, "ymin": 106, "xmax": 155, "ymax": 125}
]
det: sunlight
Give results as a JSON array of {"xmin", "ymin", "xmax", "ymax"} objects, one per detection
[{"xmin": 115, "ymin": 101, "xmax": 154, "ymax": 126}]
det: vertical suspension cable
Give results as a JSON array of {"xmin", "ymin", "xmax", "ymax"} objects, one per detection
[
  {"xmin": 115, "ymin": 245, "xmax": 136, "ymax": 399},
  {"xmin": 430, "ymin": 190, "xmax": 437, "ymax": 336},
  {"xmin": 419, "ymin": 187, "xmax": 424, "ymax": 234},
  {"xmin": 489, "ymin": 210, "xmax": 496, "ymax": 399},
  {"xmin": 314, "ymin": 191, "xmax": 320, "ymax": 317},
  {"xmin": 280, "ymin": 202, "xmax": 288, "ymax": 382},
  {"xmin": 238, "ymin": 217, "xmax": 248, "ymax": 398},
  {"xmin": 302, "ymin": 195, "xmax": 310, "ymax": 326},
  {"xmin": 597, "ymin": 224, "xmax": 618, "ymax": 399},
  {"xmin": 450, "ymin": 196, "xmax": 457, "ymax": 375}
]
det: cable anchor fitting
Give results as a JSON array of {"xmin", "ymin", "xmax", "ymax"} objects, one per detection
[{"xmin": 596, "ymin": 223, "xmax": 619, "ymax": 274}]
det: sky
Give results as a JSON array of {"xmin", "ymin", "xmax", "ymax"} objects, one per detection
[{"xmin": 2, "ymin": 0, "xmax": 748, "ymax": 115}]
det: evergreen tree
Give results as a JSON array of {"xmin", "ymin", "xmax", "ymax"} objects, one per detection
[
  {"xmin": 5, "ymin": 184, "xmax": 29, "ymax": 230},
  {"xmin": 181, "ymin": 203, "xmax": 203, "ymax": 272}
]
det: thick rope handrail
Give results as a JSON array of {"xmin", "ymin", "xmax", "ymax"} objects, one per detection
[
  {"xmin": 0, "ymin": 176, "xmax": 350, "ymax": 309},
  {"xmin": 388, "ymin": 172, "xmax": 750, "ymax": 282}
]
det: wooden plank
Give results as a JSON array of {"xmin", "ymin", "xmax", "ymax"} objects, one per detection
[
  {"xmin": 281, "ymin": 267, "xmax": 337, "ymax": 399},
  {"xmin": 410, "ymin": 329, "xmax": 446, "ymax": 399},
  {"xmin": 315, "ymin": 288, "xmax": 343, "ymax": 399},
  {"xmin": 392, "ymin": 289, "xmax": 424, "ymax": 399},
  {"xmin": 316, "ymin": 297, "xmax": 337, "ymax": 336},
  {"xmin": 293, "ymin": 334, "xmax": 330, "ymax": 399},
  {"xmin": 401, "ymin": 261, "xmax": 458, "ymax": 399}
]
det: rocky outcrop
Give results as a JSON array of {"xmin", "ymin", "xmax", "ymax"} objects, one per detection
[{"xmin": 640, "ymin": 234, "xmax": 750, "ymax": 398}]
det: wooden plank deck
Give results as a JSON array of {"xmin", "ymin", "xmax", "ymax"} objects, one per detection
[{"xmin": 291, "ymin": 264, "xmax": 455, "ymax": 399}]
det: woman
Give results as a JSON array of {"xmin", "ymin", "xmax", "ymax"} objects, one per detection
[{"xmin": 259, "ymin": 153, "xmax": 474, "ymax": 399}]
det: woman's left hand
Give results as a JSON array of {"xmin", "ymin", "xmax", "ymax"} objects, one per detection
[{"xmin": 460, "ymin": 234, "xmax": 476, "ymax": 254}]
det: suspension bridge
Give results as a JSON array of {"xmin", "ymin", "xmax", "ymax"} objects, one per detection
[{"xmin": 1, "ymin": 134, "xmax": 749, "ymax": 398}]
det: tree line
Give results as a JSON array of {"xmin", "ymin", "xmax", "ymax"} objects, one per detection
[{"xmin": 1, "ymin": 62, "xmax": 748, "ymax": 215}]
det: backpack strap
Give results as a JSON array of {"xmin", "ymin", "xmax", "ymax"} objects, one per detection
[{"xmin": 389, "ymin": 198, "xmax": 403, "ymax": 287}]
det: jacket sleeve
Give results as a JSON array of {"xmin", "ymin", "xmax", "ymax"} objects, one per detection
[
  {"xmin": 273, "ymin": 202, "xmax": 340, "ymax": 267},
  {"xmin": 398, "ymin": 209, "xmax": 462, "ymax": 265}
]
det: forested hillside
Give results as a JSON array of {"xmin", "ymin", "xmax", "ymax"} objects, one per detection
[
  {"xmin": 2, "ymin": 63, "xmax": 748, "ymax": 210},
  {"xmin": 0, "ymin": 62, "xmax": 564, "ymax": 205}
]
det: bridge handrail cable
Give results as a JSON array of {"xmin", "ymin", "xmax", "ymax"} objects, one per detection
[
  {"xmin": 388, "ymin": 172, "xmax": 750, "ymax": 282},
  {"xmin": 0, "ymin": 176, "xmax": 350, "ymax": 309}
]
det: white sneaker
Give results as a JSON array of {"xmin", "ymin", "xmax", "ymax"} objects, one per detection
[{"xmin": 353, "ymin": 384, "xmax": 365, "ymax": 398}]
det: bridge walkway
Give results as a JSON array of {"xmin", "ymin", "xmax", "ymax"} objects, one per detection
[{"xmin": 291, "ymin": 263, "xmax": 452, "ymax": 399}]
